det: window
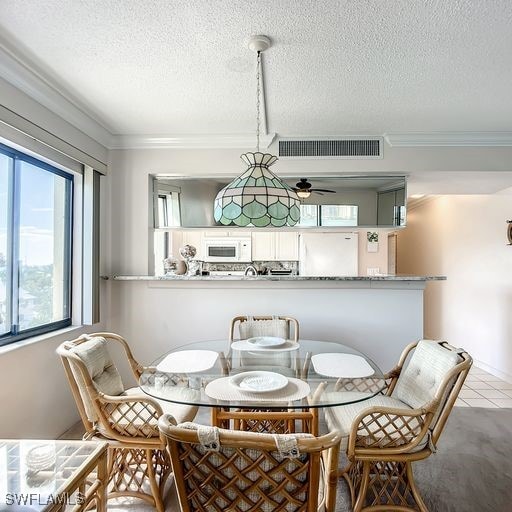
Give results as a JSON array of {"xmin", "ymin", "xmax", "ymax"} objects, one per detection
[
  {"xmin": 155, "ymin": 184, "xmax": 181, "ymax": 227},
  {"xmin": 298, "ymin": 204, "xmax": 358, "ymax": 227},
  {"xmin": 0, "ymin": 143, "xmax": 73, "ymax": 346},
  {"xmin": 298, "ymin": 204, "xmax": 318, "ymax": 226},
  {"xmin": 320, "ymin": 205, "xmax": 358, "ymax": 226}
]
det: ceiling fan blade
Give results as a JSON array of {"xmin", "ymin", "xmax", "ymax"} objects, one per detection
[
  {"xmin": 314, "ymin": 191, "xmax": 325, "ymax": 196},
  {"xmin": 312, "ymin": 188, "xmax": 336, "ymax": 193}
]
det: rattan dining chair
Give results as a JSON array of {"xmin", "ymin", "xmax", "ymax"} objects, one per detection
[
  {"xmin": 220, "ymin": 315, "xmax": 314, "ymax": 434},
  {"xmin": 57, "ymin": 332, "xmax": 198, "ymax": 512},
  {"xmin": 158, "ymin": 413, "xmax": 342, "ymax": 512},
  {"xmin": 325, "ymin": 339, "xmax": 472, "ymax": 512}
]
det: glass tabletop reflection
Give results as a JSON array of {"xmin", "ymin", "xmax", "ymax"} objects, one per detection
[{"xmin": 139, "ymin": 339, "xmax": 386, "ymax": 410}]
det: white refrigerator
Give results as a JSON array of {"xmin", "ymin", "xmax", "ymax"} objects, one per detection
[{"xmin": 299, "ymin": 232, "xmax": 359, "ymax": 276}]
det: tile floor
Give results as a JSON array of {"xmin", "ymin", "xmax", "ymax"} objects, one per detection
[{"xmin": 455, "ymin": 366, "xmax": 512, "ymax": 408}]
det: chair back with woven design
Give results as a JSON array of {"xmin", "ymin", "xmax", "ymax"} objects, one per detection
[
  {"xmin": 159, "ymin": 414, "xmax": 342, "ymax": 512},
  {"xmin": 229, "ymin": 315, "xmax": 301, "ymax": 373},
  {"xmin": 382, "ymin": 339, "xmax": 472, "ymax": 449},
  {"xmin": 229, "ymin": 315, "xmax": 299, "ymax": 342}
]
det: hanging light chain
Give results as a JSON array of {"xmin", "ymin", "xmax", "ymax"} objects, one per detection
[{"xmin": 256, "ymin": 50, "xmax": 261, "ymax": 152}]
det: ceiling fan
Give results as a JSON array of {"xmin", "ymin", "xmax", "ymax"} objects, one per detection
[{"xmin": 292, "ymin": 178, "xmax": 336, "ymax": 199}]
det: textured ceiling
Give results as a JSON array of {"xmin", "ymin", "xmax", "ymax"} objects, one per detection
[{"xmin": 1, "ymin": 0, "xmax": 512, "ymax": 137}]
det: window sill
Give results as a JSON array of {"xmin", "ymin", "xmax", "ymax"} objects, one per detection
[{"xmin": 0, "ymin": 325, "xmax": 84, "ymax": 356}]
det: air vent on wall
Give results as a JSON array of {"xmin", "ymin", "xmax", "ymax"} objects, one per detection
[{"xmin": 278, "ymin": 138, "xmax": 382, "ymax": 159}]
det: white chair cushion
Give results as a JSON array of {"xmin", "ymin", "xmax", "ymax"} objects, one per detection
[
  {"xmin": 325, "ymin": 395, "xmax": 409, "ymax": 437},
  {"xmin": 68, "ymin": 336, "xmax": 124, "ymax": 422},
  {"xmin": 392, "ymin": 340, "xmax": 461, "ymax": 409}
]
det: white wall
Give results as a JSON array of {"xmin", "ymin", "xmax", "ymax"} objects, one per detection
[
  {"xmin": 396, "ymin": 193, "xmax": 512, "ymax": 380},
  {"xmin": 0, "ymin": 325, "xmax": 104, "ymax": 438}
]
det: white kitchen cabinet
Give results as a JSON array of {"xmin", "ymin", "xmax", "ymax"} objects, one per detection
[
  {"xmin": 252, "ymin": 232, "xmax": 275, "ymax": 260},
  {"xmin": 275, "ymin": 232, "xmax": 299, "ymax": 260},
  {"xmin": 180, "ymin": 230, "xmax": 204, "ymax": 259},
  {"xmin": 252, "ymin": 232, "xmax": 299, "ymax": 261}
]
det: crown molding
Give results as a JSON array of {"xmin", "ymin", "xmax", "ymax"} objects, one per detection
[
  {"xmin": 0, "ymin": 36, "xmax": 114, "ymax": 148},
  {"xmin": 406, "ymin": 195, "xmax": 439, "ymax": 211},
  {"xmin": 385, "ymin": 132, "xmax": 512, "ymax": 147},
  {"xmin": 108, "ymin": 133, "xmax": 276, "ymax": 150}
]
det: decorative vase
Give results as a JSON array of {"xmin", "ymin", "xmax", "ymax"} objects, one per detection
[{"xmin": 175, "ymin": 260, "xmax": 187, "ymax": 275}]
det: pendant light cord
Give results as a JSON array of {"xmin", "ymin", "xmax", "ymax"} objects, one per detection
[{"xmin": 256, "ymin": 50, "xmax": 261, "ymax": 152}]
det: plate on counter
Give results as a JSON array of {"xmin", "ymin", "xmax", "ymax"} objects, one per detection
[
  {"xmin": 246, "ymin": 336, "xmax": 286, "ymax": 348},
  {"xmin": 230, "ymin": 371, "xmax": 288, "ymax": 393}
]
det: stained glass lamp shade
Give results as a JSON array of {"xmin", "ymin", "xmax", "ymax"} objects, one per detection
[{"xmin": 214, "ymin": 152, "xmax": 301, "ymax": 227}]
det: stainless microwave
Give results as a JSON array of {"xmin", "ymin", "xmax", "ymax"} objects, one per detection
[{"xmin": 202, "ymin": 237, "xmax": 252, "ymax": 262}]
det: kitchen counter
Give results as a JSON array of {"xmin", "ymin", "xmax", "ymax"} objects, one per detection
[{"xmin": 113, "ymin": 274, "xmax": 445, "ymax": 281}]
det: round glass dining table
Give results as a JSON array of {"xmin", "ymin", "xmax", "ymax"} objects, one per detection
[{"xmin": 139, "ymin": 339, "xmax": 386, "ymax": 411}]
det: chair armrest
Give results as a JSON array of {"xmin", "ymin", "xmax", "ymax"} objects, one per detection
[
  {"xmin": 347, "ymin": 405, "xmax": 434, "ymax": 458},
  {"xmin": 94, "ymin": 393, "xmax": 164, "ymax": 442},
  {"xmin": 383, "ymin": 366, "xmax": 401, "ymax": 381},
  {"xmin": 381, "ymin": 366, "xmax": 402, "ymax": 395}
]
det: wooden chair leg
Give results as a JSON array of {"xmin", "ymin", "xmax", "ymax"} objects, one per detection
[
  {"xmin": 353, "ymin": 461, "xmax": 371, "ymax": 512},
  {"xmin": 96, "ymin": 449, "xmax": 108, "ymax": 512},
  {"xmin": 406, "ymin": 461, "xmax": 428, "ymax": 512},
  {"xmin": 345, "ymin": 458, "xmax": 427, "ymax": 512},
  {"xmin": 146, "ymin": 448, "xmax": 165, "ymax": 512}
]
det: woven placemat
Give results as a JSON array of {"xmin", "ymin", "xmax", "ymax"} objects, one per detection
[{"xmin": 205, "ymin": 376, "xmax": 311, "ymax": 402}]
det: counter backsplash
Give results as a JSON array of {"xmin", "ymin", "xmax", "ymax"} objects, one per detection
[{"xmin": 203, "ymin": 261, "xmax": 299, "ymax": 275}]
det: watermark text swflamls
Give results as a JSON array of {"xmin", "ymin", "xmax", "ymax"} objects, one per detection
[{"xmin": 4, "ymin": 491, "xmax": 85, "ymax": 506}]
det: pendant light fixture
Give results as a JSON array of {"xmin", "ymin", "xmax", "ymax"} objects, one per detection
[{"xmin": 213, "ymin": 36, "xmax": 300, "ymax": 227}]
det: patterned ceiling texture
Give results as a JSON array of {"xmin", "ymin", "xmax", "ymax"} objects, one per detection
[{"xmin": 0, "ymin": 0, "xmax": 511, "ymax": 137}]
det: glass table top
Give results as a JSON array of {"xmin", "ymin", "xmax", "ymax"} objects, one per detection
[
  {"xmin": 139, "ymin": 339, "xmax": 386, "ymax": 410},
  {"xmin": 0, "ymin": 440, "xmax": 106, "ymax": 511}
]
